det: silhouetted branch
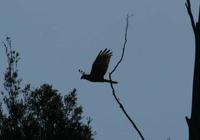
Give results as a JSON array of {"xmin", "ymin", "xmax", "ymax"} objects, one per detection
[
  {"xmin": 110, "ymin": 15, "xmax": 130, "ymax": 75},
  {"xmin": 185, "ymin": 0, "xmax": 196, "ymax": 34},
  {"xmin": 109, "ymin": 14, "xmax": 145, "ymax": 140}
]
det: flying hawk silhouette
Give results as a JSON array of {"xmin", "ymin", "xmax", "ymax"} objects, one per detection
[{"xmin": 80, "ymin": 49, "xmax": 118, "ymax": 84}]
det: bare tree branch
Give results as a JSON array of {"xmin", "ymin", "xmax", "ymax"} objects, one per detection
[
  {"xmin": 109, "ymin": 14, "xmax": 145, "ymax": 140},
  {"xmin": 185, "ymin": 0, "xmax": 196, "ymax": 34},
  {"xmin": 110, "ymin": 14, "xmax": 130, "ymax": 75}
]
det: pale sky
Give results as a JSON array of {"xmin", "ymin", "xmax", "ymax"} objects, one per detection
[{"xmin": 0, "ymin": 0, "xmax": 199, "ymax": 139}]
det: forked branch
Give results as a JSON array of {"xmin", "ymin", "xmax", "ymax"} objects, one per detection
[
  {"xmin": 185, "ymin": 0, "xmax": 196, "ymax": 33},
  {"xmin": 109, "ymin": 14, "xmax": 145, "ymax": 140}
]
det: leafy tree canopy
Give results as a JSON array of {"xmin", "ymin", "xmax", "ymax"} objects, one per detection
[{"xmin": 0, "ymin": 37, "xmax": 94, "ymax": 140}]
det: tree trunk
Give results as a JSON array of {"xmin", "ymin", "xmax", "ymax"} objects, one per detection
[{"xmin": 185, "ymin": 1, "xmax": 200, "ymax": 140}]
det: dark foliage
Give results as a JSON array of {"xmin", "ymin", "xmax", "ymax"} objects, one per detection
[{"xmin": 0, "ymin": 37, "xmax": 94, "ymax": 140}]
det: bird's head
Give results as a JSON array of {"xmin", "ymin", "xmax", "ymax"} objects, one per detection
[
  {"xmin": 81, "ymin": 74, "xmax": 87, "ymax": 79},
  {"xmin": 79, "ymin": 69, "xmax": 87, "ymax": 79}
]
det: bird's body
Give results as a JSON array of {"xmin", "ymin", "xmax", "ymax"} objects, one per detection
[{"xmin": 80, "ymin": 49, "xmax": 118, "ymax": 84}]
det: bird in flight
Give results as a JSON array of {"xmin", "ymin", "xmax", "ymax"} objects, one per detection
[{"xmin": 79, "ymin": 49, "xmax": 118, "ymax": 84}]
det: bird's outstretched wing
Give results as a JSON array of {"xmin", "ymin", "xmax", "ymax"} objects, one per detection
[{"xmin": 90, "ymin": 49, "xmax": 112, "ymax": 79}]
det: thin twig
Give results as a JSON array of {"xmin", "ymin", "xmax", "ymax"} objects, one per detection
[
  {"xmin": 110, "ymin": 14, "xmax": 130, "ymax": 74},
  {"xmin": 109, "ymin": 14, "xmax": 145, "ymax": 140}
]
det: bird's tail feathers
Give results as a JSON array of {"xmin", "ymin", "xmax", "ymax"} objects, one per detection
[{"xmin": 103, "ymin": 79, "xmax": 118, "ymax": 84}]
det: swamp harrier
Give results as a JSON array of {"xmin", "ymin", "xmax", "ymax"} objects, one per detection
[{"xmin": 79, "ymin": 49, "xmax": 118, "ymax": 84}]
